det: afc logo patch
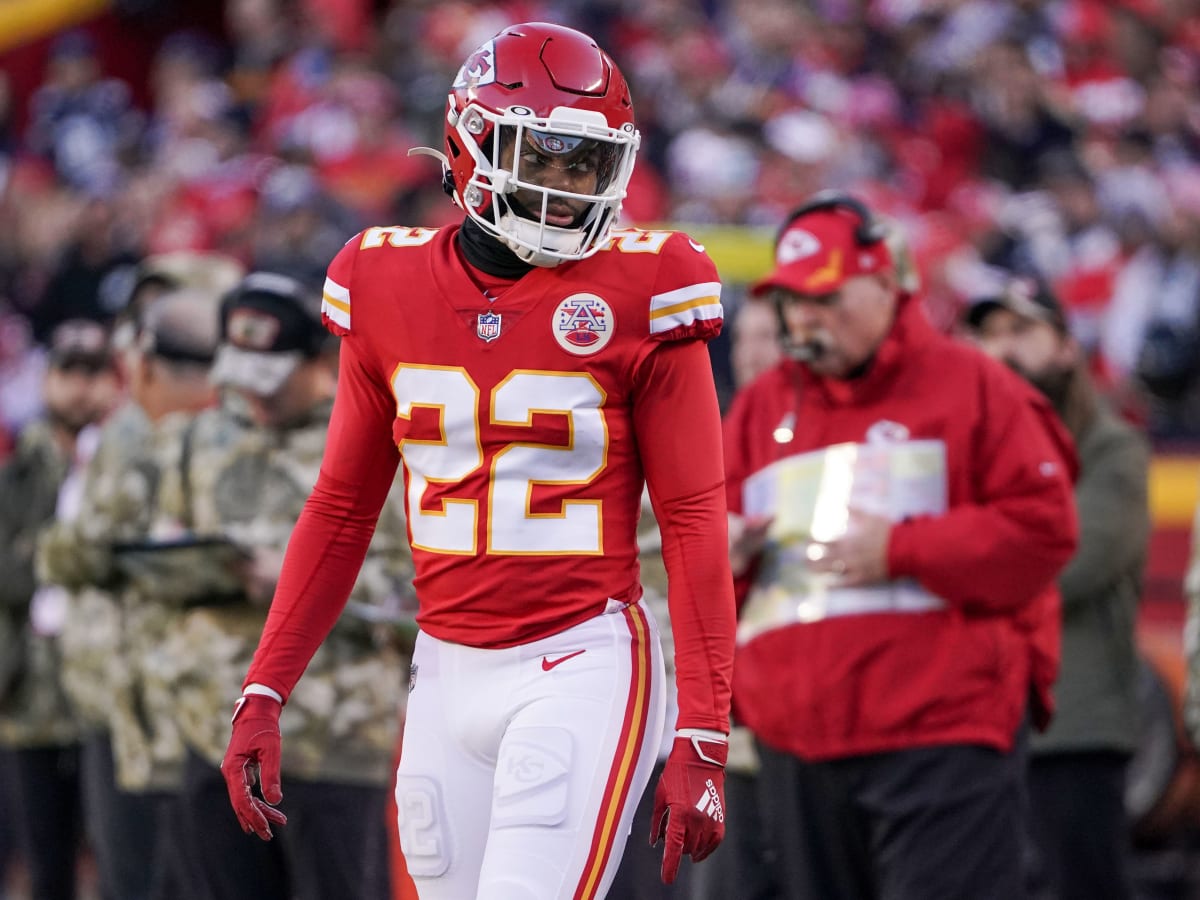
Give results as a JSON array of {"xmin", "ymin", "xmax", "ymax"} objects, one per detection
[
  {"xmin": 552, "ymin": 293, "xmax": 614, "ymax": 356},
  {"xmin": 477, "ymin": 310, "xmax": 502, "ymax": 342}
]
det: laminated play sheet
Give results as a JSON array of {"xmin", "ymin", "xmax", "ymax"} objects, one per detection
[{"xmin": 738, "ymin": 440, "xmax": 949, "ymax": 643}]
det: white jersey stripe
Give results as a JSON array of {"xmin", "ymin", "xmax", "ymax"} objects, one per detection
[
  {"xmin": 324, "ymin": 276, "xmax": 351, "ymax": 304},
  {"xmin": 322, "ymin": 299, "xmax": 351, "ymax": 330},
  {"xmin": 321, "ymin": 292, "xmax": 350, "ymax": 316},
  {"xmin": 649, "ymin": 294, "xmax": 721, "ymax": 321},
  {"xmin": 649, "ymin": 281, "xmax": 722, "ymax": 334},
  {"xmin": 649, "ymin": 301, "xmax": 723, "ymax": 335},
  {"xmin": 322, "ymin": 277, "xmax": 351, "ymax": 329},
  {"xmin": 650, "ymin": 281, "xmax": 722, "ymax": 312}
]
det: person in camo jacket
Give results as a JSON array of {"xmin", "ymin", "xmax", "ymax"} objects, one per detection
[
  {"xmin": 37, "ymin": 282, "xmax": 238, "ymax": 900},
  {"xmin": 0, "ymin": 319, "xmax": 121, "ymax": 900},
  {"xmin": 139, "ymin": 271, "xmax": 415, "ymax": 900}
]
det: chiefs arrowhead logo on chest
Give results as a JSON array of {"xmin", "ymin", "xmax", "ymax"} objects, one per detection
[{"xmin": 553, "ymin": 293, "xmax": 615, "ymax": 356}]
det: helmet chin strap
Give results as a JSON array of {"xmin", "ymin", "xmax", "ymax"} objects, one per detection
[
  {"xmin": 496, "ymin": 194, "xmax": 594, "ymax": 268},
  {"xmin": 498, "ymin": 213, "xmax": 573, "ymax": 267}
]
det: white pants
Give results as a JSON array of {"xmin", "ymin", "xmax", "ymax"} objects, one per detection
[{"xmin": 396, "ymin": 598, "xmax": 667, "ymax": 900}]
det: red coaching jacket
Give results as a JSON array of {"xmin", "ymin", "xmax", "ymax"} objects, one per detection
[{"xmin": 723, "ymin": 296, "xmax": 1078, "ymax": 760}]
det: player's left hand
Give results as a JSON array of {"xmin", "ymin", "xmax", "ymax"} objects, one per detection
[
  {"xmin": 650, "ymin": 731, "xmax": 728, "ymax": 883},
  {"xmin": 221, "ymin": 694, "xmax": 288, "ymax": 840}
]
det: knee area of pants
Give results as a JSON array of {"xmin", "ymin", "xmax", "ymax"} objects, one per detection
[
  {"xmin": 477, "ymin": 877, "xmax": 548, "ymax": 900},
  {"xmin": 492, "ymin": 727, "xmax": 572, "ymax": 828},
  {"xmin": 395, "ymin": 774, "xmax": 451, "ymax": 878}
]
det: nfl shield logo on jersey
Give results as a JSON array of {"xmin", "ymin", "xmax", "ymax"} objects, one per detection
[{"xmin": 477, "ymin": 311, "xmax": 502, "ymax": 342}]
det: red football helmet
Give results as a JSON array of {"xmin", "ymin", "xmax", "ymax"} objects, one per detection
[{"xmin": 438, "ymin": 22, "xmax": 640, "ymax": 266}]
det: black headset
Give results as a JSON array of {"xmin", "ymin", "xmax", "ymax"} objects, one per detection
[
  {"xmin": 776, "ymin": 190, "xmax": 887, "ymax": 248},
  {"xmin": 220, "ymin": 272, "xmax": 328, "ymax": 357}
]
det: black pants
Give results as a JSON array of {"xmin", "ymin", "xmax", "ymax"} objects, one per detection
[
  {"xmin": 181, "ymin": 750, "xmax": 391, "ymax": 900},
  {"xmin": 1026, "ymin": 751, "xmax": 1133, "ymax": 900},
  {"xmin": 0, "ymin": 745, "xmax": 20, "ymax": 888},
  {"xmin": 3, "ymin": 743, "xmax": 83, "ymax": 900},
  {"xmin": 757, "ymin": 741, "xmax": 1026, "ymax": 900},
  {"xmin": 79, "ymin": 733, "xmax": 203, "ymax": 900},
  {"xmin": 608, "ymin": 760, "xmax": 693, "ymax": 899},
  {"xmin": 689, "ymin": 769, "xmax": 781, "ymax": 900}
]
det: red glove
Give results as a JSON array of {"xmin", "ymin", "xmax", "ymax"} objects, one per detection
[
  {"xmin": 650, "ymin": 732, "xmax": 728, "ymax": 883},
  {"xmin": 220, "ymin": 694, "xmax": 288, "ymax": 840}
]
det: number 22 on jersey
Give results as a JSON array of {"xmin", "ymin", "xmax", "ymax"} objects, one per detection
[{"xmin": 392, "ymin": 365, "xmax": 608, "ymax": 557}]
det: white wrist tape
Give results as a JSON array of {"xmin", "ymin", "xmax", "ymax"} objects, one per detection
[
  {"xmin": 676, "ymin": 727, "xmax": 728, "ymax": 765},
  {"xmin": 243, "ymin": 683, "xmax": 284, "ymax": 704}
]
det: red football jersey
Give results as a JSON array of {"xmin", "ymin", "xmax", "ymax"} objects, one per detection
[{"xmin": 248, "ymin": 223, "xmax": 736, "ymax": 731}]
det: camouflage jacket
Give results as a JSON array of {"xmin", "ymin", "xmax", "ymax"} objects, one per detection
[
  {"xmin": 145, "ymin": 398, "xmax": 414, "ymax": 786},
  {"xmin": 0, "ymin": 422, "xmax": 78, "ymax": 748},
  {"xmin": 37, "ymin": 401, "xmax": 193, "ymax": 789},
  {"xmin": 38, "ymin": 403, "xmax": 148, "ymax": 728}
]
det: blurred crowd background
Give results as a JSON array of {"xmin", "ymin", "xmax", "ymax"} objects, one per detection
[
  {"xmin": 2, "ymin": 1, "xmax": 1200, "ymax": 899},
  {"xmin": 2, "ymin": 0, "xmax": 1200, "ymax": 451}
]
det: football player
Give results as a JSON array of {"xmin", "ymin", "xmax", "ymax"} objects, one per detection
[{"xmin": 220, "ymin": 22, "xmax": 736, "ymax": 900}]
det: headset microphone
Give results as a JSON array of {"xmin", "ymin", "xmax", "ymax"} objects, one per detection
[{"xmin": 786, "ymin": 339, "xmax": 826, "ymax": 362}]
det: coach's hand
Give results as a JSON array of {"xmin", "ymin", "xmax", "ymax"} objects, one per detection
[
  {"xmin": 221, "ymin": 693, "xmax": 288, "ymax": 840},
  {"xmin": 650, "ymin": 730, "xmax": 728, "ymax": 883}
]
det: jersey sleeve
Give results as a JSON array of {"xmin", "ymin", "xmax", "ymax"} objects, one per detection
[
  {"xmin": 633, "ymin": 338, "xmax": 735, "ymax": 733},
  {"xmin": 320, "ymin": 233, "xmax": 361, "ymax": 336},
  {"xmin": 647, "ymin": 232, "xmax": 724, "ymax": 344}
]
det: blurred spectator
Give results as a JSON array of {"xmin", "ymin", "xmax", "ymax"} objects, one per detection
[
  {"xmin": 1056, "ymin": 1, "xmax": 1147, "ymax": 131},
  {"xmin": 965, "ymin": 276, "xmax": 1149, "ymax": 900},
  {"xmin": 0, "ymin": 72, "xmax": 17, "ymax": 195},
  {"xmin": 969, "ymin": 39, "xmax": 1076, "ymax": 191},
  {"xmin": 28, "ymin": 197, "xmax": 141, "ymax": 343},
  {"xmin": 666, "ymin": 126, "xmax": 761, "ymax": 224},
  {"xmin": 728, "ymin": 296, "xmax": 783, "ymax": 393},
  {"xmin": 36, "ymin": 286, "xmax": 230, "ymax": 900},
  {"xmin": 142, "ymin": 273, "xmax": 409, "ymax": 900},
  {"xmin": 25, "ymin": 30, "xmax": 142, "ymax": 196},
  {"xmin": 224, "ymin": 0, "xmax": 296, "ymax": 118},
  {"xmin": 1127, "ymin": 178, "xmax": 1200, "ymax": 437},
  {"xmin": 251, "ymin": 164, "xmax": 359, "ymax": 285},
  {"xmin": 283, "ymin": 64, "xmax": 430, "ymax": 221},
  {"xmin": 0, "ymin": 314, "xmax": 47, "ymax": 457},
  {"xmin": 0, "ymin": 318, "xmax": 120, "ymax": 900},
  {"xmin": 0, "ymin": 0, "xmax": 1197, "ymax": 435},
  {"xmin": 117, "ymin": 250, "xmax": 246, "ymax": 342}
]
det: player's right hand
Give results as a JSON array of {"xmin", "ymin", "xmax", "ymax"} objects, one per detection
[
  {"xmin": 221, "ymin": 693, "xmax": 287, "ymax": 840},
  {"xmin": 650, "ymin": 731, "xmax": 728, "ymax": 883}
]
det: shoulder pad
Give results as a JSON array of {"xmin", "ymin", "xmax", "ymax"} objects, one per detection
[{"xmin": 320, "ymin": 226, "xmax": 441, "ymax": 336}]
